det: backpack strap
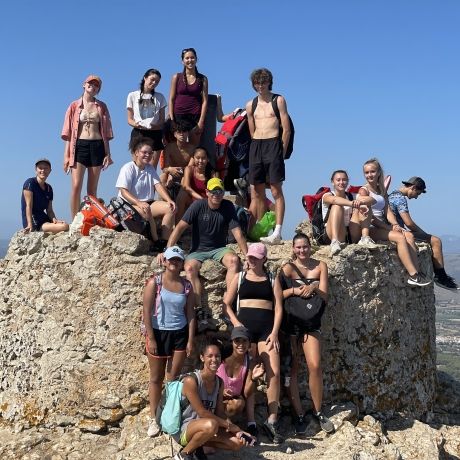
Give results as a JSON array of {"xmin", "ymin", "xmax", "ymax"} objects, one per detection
[
  {"xmin": 251, "ymin": 96, "xmax": 258, "ymax": 114},
  {"xmin": 153, "ymin": 273, "xmax": 162, "ymax": 317},
  {"xmin": 271, "ymin": 94, "xmax": 281, "ymax": 121},
  {"xmin": 182, "ymin": 278, "xmax": 192, "ymax": 296},
  {"xmin": 235, "ymin": 271, "xmax": 246, "ymax": 314}
]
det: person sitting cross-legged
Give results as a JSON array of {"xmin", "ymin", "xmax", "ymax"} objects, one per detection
[{"xmin": 388, "ymin": 176, "xmax": 458, "ymax": 290}]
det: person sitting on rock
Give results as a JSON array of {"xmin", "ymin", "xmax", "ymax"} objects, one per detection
[
  {"xmin": 142, "ymin": 245, "xmax": 196, "ymax": 438},
  {"xmin": 322, "ymin": 169, "xmax": 374, "ymax": 256},
  {"xmin": 174, "ymin": 147, "xmax": 218, "ymax": 223},
  {"xmin": 21, "ymin": 158, "xmax": 69, "ymax": 234},
  {"xmin": 173, "ymin": 339, "xmax": 255, "ymax": 460},
  {"xmin": 116, "ymin": 138, "xmax": 176, "ymax": 251},
  {"xmin": 217, "ymin": 327, "xmax": 265, "ymax": 435},
  {"xmin": 388, "ymin": 177, "xmax": 458, "ymax": 290},
  {"xmin": 160, "ymin": 120, "xmax": 196, "ymax": 200},
  {"xmin": 223, "ymin": 242, "xmax": 284, "ymax": 444},
  {"xmin": 160, "ymin": 178, "xmax": 247, "ymax": 325},
  {"xmin": 279, "ymin": 233, "xmax": 334, "ymax": 435}
]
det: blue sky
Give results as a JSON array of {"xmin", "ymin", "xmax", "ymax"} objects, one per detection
[{"xmin": 2, "ymin": 0, "xmax": 459, "ymax": 241}]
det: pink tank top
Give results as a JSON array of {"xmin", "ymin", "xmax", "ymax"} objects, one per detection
[
  {"xmin": 216, "ymin": 354, "xmax": 249, "ymax": 397},
  {"xmin": 191, "ymin": 171, "xmax": 206, "ymax": 198}
]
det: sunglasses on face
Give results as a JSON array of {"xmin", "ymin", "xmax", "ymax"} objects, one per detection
[{"xmin": 208, "ymin": 189, "xmax": 224, "ymax": 196}]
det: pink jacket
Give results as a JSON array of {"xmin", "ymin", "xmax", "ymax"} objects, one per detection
[{"xmin": 61, "ymin": 98, "xmax": 114, "ymax": 168}]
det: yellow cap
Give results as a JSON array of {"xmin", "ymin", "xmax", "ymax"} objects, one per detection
[{"xmin": 207, "ymin": 178, "xmax": 225, "ymax": 191}]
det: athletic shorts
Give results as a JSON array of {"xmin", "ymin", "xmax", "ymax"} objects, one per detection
[
  {"xmin": 31, "ymin": 214, "xmax": 52, "ymax": 231},
  {"xmin": 130, "ymin": 128, "xmax": 164, "ymax": 151},
  {"xmin": 145, "ymin": 326, "xmax": 188, "ymax": 358},
  {"xmin": 75, "ymin": 139, "xmax": 105, "ymax": 167},
  {"xmin": 249, "ymin": 137, "xmax": 285, "ymax": 185},
  {"xmin": 186, "ymin": 247, "xmax": 234, "ymax": 263},
  {"xmin": 237, "ymin": 307, "xmax": 274, "ymax": 343}
]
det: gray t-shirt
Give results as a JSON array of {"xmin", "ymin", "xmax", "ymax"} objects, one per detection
[{"xmin": 182, "ymin": 199, "xmax": 239, "ymax": 252}]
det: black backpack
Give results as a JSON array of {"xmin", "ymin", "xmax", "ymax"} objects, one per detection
[{"xmin": 252, "ymin": 94, "xmax": 295, "ymax": 159}]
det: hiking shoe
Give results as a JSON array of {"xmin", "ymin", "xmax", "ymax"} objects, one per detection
[
  {"xmin": 263, "ymin": 420, "xmax": 284, "ymax": 444},
  {"xmin": 330, "ymin": 239, "xmax": 342, "ymax": 256},
  {"xmin": 407, "ymin": 273, "xmax": 432, "ymax": 287},
  {"xmin": 173, "ymin": 450, "xmax": 194, "ymax": 460},
  {"xmin": 294, "ymin": 415, "xmax": 307, "ymax": 435},
  {"xmin": 314, "ymin": 412, "xmax": 335, "ymax": 434},
  {"xmin": 434, "ymin": 274, "xmax": 459, "ymax": 291},
  {"xmin": 193, "ymin": 447, "xmax": 208, "ymax": 460},
  {"xmin": 147, "ymin": 416, "xmax": 160, "ymax": 437},
  {"xmin": 260, "ymin": 234, "xmax": 282, "ymax": 245},
  {"xmin": 358, "ymin": 236, "xmax": 377, "ymax": 247},
  {"xmin": 234, "ymin": 178, "xmax": 248, "ymax": 201},
  {"xmin": 247, "ymin": 423, "xmax": 259, "ymax": 439}
]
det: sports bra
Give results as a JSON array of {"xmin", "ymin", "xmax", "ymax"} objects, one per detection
[
  {"xmin": 238, "ymin": 276, "xmax": 273, "ymax": 302},
  {"xmin": 80, "ymin": 110, "xmax": 100, "ymax": 124}
]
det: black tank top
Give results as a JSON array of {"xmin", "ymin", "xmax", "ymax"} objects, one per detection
[{"xmin": 239, "ymin": 276, "xmax": 273, "ymax": 302}]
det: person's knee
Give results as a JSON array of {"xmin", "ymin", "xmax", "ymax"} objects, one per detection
[
  {"xmin": 404, "ymin": 232, "xmax": 415, "ymax": 244},
  {"xmin": 308, "ymin": 359, "xmax": 322, "ymax": 376},
  {"xmin": 431, "ymin": 235, "xmax": 441, "ymax": 249},
  {"xmin": 202, "ymin": 418, "xmax": 219, "ymax": 436},
  {"xmin": 224, "ymin": 254, "xmax": 240, "ymax": 271},
  {"xmin": 270, "ymin": 184, "xmax": 284, "ymax": 201},
  {"xmin": 184, "ymin": 262, "xmax": 200, "ymax": 279}
]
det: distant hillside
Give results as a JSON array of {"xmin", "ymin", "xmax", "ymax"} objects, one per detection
[{"xmin": 0, "ymin": 239, "xmax": 9, "ymax": 259}]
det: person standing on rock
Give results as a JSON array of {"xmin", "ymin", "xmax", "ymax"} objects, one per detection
[
  {"xmin": 279, "ymin": 233, "xmax": 334, "ymax": 435},
  {"xmin": 142, "ymin": 245, "xmax": 196, "ymax": 438},
  {"xmin": 245, "ymin": 68, "xmax": 291, "ymax": 245},
  {"xmin": 61, "ymin": 75, "xmax": 114, "ymax": 219},
  {"xmin": 160, "ymin": 178, "xmax": 248, "ymax": 326},
  {"xmin": 359, "ymin": 158, "xmax": 431, "ymax": 287},
  {"xmin": 223, "ymin": 242, "xmax": 284, "ymax": 444},
  {"xmin": 21, "ymin": 158, "xmax": 69, "ymax": 234},
  {"xmin": 388, "ymin": 177, "xmax": 458, "ymax": 290}
]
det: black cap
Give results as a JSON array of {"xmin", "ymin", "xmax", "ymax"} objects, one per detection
[
  {"xmin": 230, "ymin": 326, "xmax": 251, "ymax": 341},
  {"xmin": 35, "ymin": 158, "xmax": 51, "ymax": 168},
  {"xmin": 402, "ymin": 176, "xmax": 426, "ymax": 193}
]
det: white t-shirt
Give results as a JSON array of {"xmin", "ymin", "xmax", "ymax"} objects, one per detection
[
  {"xmin": 116, "ymin": 161, "xmax": 160, "ymax": 202},
  {"xmin": 126, "ymin": 90, "xmax": 167, "ymax": 128}
]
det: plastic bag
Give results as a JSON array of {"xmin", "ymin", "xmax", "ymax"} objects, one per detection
[{"xmin": 248, "ymin": 211, "xmax": 276, "ymax": 241}]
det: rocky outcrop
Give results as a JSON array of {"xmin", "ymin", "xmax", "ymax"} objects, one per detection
[{"xmin": 0, "ymin": 224, "xmax": 457, "ymax": 459}]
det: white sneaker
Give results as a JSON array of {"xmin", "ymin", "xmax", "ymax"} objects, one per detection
[
  {"xmin": 358, "ymin": 236, "xmax": 377, "ymax": 247},
  {"xmin": 260, "ymin": 234, "xmax": 282, "ymax": 245},
  {"xmin": 147, "ymin": 416, "xmax": 160, "ymax": 437},
  {"xmin": 330, "ymin": 239, "xmax": 342, "ymax": 256}
]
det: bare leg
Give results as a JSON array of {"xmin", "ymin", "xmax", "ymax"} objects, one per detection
[
  {"xmin": 430, "ymin": 235, "xmax": 444, "ymax": 269},
  {"xmin": 150, "ymin": 201, "xmax": 175, "ymax": 240},
  {"xmin": 86, "ymin": 166, "xmax": 102, "ymax": 197},
  {"xmin": 221, "ymin": 252, "xmax": 241, "ymax": 292},
  {"xmin": 146, "ymin": 354, "xmax": 166, "ymax": 417},
  {"xmin": 252, "ymin": 183, "xmax": 266, "ymax": 223},
  {"xmin": 349, "ymin": 208, "xmax": 372, "ymax": 242},
  {"xmin": 326, "ymin": 205, "xmax": 346, "ymax": 242},
  {"xmin": 301, "ymin": 332, "xmax": 323, "ymax": 414},
  {"xmin": 258, "ymin": 340, "xmax": 281, "ymax": 422},
  {"xmin": 184, "ymin": 259, "xmax": 203, "ymax": 308},
  {"xmin": 269, "ymin": 183, "xmax": 285, "ymax": 227},
  {"xmin": 70, "ymin": 163, "xmax": 86, "ymax": 219},
  {"xmin": 133, "ymin": 204, "xmax": 159, "ymax": 241},
  {"xmin": 165, "ymin": 350, "xmax": 187, "ymax": 382},
  {"xmin": 41, "ymin": 222, "xmax": 69, "ymax": 234},
  {"xmin": 182, "ymin": 418, "xmax": 219, "ymax": 454},
  {"xmin": 175, "ymin": 188, "xmax": 192, "ymax": 224},
  {"xmin": 287, "ymin": 336, "xmax": 303, "ymax": 416}
]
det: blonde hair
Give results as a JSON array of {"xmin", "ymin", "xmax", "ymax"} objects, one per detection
[{"xmin": 363, "ymin": 158, "xmax": 386, "ymax": 195}]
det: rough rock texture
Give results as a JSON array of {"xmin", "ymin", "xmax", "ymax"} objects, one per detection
[{"xmin": 0, "ymin": 224, "xmax": 457, "ymax": 459}]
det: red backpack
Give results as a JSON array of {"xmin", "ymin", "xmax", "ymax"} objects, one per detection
[{"xmin": 80, "ymin": 195, "xmax": 119, "ymax": 236}]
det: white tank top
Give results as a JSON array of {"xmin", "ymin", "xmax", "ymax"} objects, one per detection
[
  {"xmin": 363, "ymin": 186, "xmax": 386, "ymax": 220},
  {"xmin": 322, "ymin": 191, "xmax": 352, "ymax": 226}
]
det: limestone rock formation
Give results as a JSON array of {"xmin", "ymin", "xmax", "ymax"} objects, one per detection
[{"xmin": 0, "ymin": 224, "xmax": 458, "ymax": 459}]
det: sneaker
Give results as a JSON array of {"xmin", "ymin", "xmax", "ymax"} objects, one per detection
[
  {"xmin": 193, "ymin": 447, "xmax": 208, "ymax": 460},
  {"xmin": 314, "ymin": 412, "xmax": 335, "ymax": 434},
  {"xmin": 173, "ymin": 451, "xmax": 194, "ymax": 460},
  {"xmin": 329, "ymin": 239, "xmax": 342, "ymax": 256},
  {"xmin": 247, "ymin": 423, "xmax": 259, "ymax": 439},
  {"xmin": 260, "ymin": 234, "xmax": 282, "ymax": 245},
  {"xmin": 434, "ymin": 274, "xmax": 459, "ymax": 291},
  {"xmin": 294, "ymin": 415, "xmax": 307, "ymax": 435},
  {"xmin": 195, "ymin": 307, "xmax": 208, "ymax": 332},
  {"xmin": 263, "ymin": 419, "xmax": 284, "ymax": 444},
  {"xmin": 407, "ymin": 273, "xmax": 432, "ymax": 287},
  {"xmin": 358, "ymin": 236, "xmax": 377, "ymax": 247},
  {"xmin": 234, "ymin": 178, "xmax": 248, "ymax": 201},
  {"xmin": 147, "ymin": 416, "xmax": 160, "ymax": 437}
]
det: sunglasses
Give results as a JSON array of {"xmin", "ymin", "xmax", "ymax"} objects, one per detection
[{"xmin": 208, "ymin": 189, "xmax": 224, "ymax": 196}]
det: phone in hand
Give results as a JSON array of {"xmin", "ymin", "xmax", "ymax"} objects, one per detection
[{"xmin": 240, "ymin": 433, "xmax": 255, "ymax": 446}]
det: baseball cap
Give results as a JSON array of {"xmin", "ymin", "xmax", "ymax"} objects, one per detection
[
  {"xmin": 231, "ymin": 326, "xmax": 251, "ymax": 341},
  {"xmin": 247, "ymin": 242, "xmax": 267, "ymax": 259},
  {"xmin": 164, "ymin": 245, "xmax": 185, "ymax": 260},
  {"xmin": 207, "ymin": 178, "xmax": 225, "ymax": 191},
  {"xmin": 35, "ymin": 158, "xmax": 51, "ymax": 168},
  {"xmin": 402, "ymin": 176, "xmax": 426, "ymax": 193},
  {"xmin": 84, "ymin": 75, "xmax": 102, "ymax": 88}
]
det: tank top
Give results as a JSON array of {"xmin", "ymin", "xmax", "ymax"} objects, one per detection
[
  {"xmin": 216, "ymin": 354, "xmax": 249, "ymax": 397},
  {"xmin": 363, "ymin": 186, "xmax": 386, "ymax": 220},
  {"xmin": 181, "ymin": 371, "xmax": 220, "ymax": 429},
  {"xmin": 151, "ymin": 285, "xmax": 188, "ymax": 331},
  {"xmin": 191, "ymin": 171, "xmax": 206, "ymax": 198},
  {"xmin": 321, "ymin": 191, "xmax": 352, "ymax": 226},
  {"xmin": 238, "ymin": 276, "xmax": 273, "ymax": 302},
  {"xmin": 174, "ymin": 73, "xmax": 203, "ymax": 115}
]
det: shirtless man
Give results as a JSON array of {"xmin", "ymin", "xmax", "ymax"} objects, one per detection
[
  {"xmin": 161, "ymin": 120, "xmax": 196, "ymax": 190},
  {"xmin": 246, "ymin": 68, "xmax": 291, "ymax": 245}
]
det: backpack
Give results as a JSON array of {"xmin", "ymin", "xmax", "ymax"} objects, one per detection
[
  {"xmin": 227, "ymin": 205, "xmax": 251, "ymax": 243},
  {"xmin": 302, "ymin": 187, "xmax": 353, "ymax": 245},
  {"xmin": 140, "ymin": 273, "xmax": 192, "ymax": 337},
  {"xmin": 252, "ymin": 94, "xmax": 295, "ymax": 159},
  {"xmin": 215, "ymin": 109, "xmax": 251, "ymax": 178},
  {"xmin": 80, "ymin": 195, "xmax": 120, "ymax": 236},
  {"xmin": 108, "ymin": 197, "xmax": 150, "ymax": 238}
]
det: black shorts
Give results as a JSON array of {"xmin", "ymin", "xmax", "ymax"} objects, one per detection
[
  {"xmin": 75, "ymin": 139, "xmax": 105, "ymax": 167},
  {"xmin": 237, "ymin": 308, "xmax": 274, "ymax": 343},
  {"xmin": 130, "ymin": 128, "xmax": 164, "ymax": 151},
  {"xmin": 174, "ymin": 113, "xmax": 200, "ymax": 131},
  {"xmin": 249, "ymin": 137, "xmax": 285, "ymax": 185},
  {"xmin": 146, "ymin": 326, "xmax": 189, "ymax": 358},
  {"xmin": 32, "ymin": 214, "xmax": 52, "ymax": 231}
]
